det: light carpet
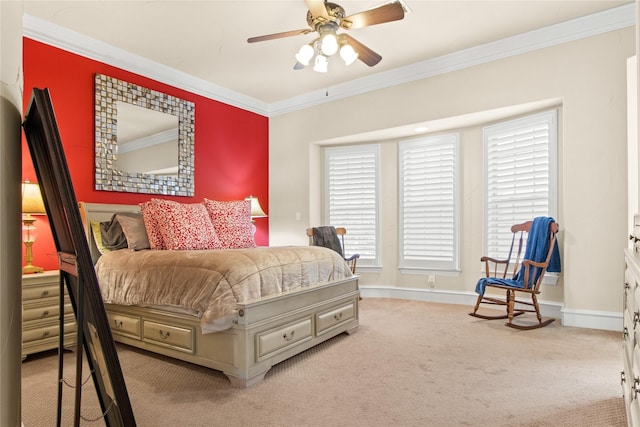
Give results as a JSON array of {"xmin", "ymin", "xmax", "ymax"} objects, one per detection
[{"xmin": 21, "ymin": 298, "xmax": 626, "ymax": 426}]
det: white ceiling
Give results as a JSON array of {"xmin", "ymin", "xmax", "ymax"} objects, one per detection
[{"xmin": 23, "ymin": 0, "xmax": 634, "ymax": 114}]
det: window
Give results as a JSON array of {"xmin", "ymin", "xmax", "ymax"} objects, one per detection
[
  {"xmin": 324, "ymin": 145, "xmax": 380, "ymax": 267},
  {"xmin": 398, "ymin": 134, "xmax": 460, "ymax": 272},
  {"xmin": 484, "ymin": 110, "xmax": 558, "ymax": 258}
]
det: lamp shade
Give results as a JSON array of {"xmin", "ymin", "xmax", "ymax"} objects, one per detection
[
  {"xmin": 295, "ymin": 44, "xmax": 314, "ymax": 66},
  {"xmin": 245, "ymin": 196, "xmax": 267, "ymax": 218},
  {"xmin": 313, "ymin": 54, "xmax": 328, "ymax": 73},
  {"xmin": 319, "ymin": 33, "xmax": 338, "ymax": 56},
  {"xmin": 22, "ymin": 181, "xmax": 46, "ymax": 215},
  {"xmin": 340, "ymin": 44, "xmax": 358, "ymax": 65}
]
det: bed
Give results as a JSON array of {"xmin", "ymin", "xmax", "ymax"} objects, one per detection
[{"xmin": 78, "ymin": 202, "xmax": 359, "ymax": 387}]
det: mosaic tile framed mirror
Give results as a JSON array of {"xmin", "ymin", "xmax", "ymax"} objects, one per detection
[{"xmin": 94, "ymin": 74, "xmax": 195, "ymax": 196}]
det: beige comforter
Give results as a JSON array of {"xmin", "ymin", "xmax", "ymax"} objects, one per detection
[{"xmin": 95, "ymin": 246, "xmax": 353, "ymax": 333}]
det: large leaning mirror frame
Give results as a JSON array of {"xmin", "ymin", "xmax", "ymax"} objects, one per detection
[{"xmin": 94, "ymin": 74, "xmax": 195, "ymax": 196}]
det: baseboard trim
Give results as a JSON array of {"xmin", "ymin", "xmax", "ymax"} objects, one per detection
[
  {"xmin": 359, "ymin": 285, "xmax": 622, "ymax": 332},
  {"xmin": 561, "ymin": 308, "xmax": 623, "ymax": 332}
]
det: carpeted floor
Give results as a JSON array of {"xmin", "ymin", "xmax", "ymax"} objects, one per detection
[{"xmin": 21, "ymin": 298, "xmax": 626, "ymax": 426}]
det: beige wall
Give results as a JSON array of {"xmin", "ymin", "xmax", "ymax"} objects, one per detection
[{"xmin": 270, "ymin": 27, "xmax": 635, "ymax": 316}]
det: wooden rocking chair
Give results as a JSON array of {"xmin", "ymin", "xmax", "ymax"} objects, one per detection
[
  {"xmin": 469, "ymin": 217, "xmax": 560, "ymax": 330},
  {"xmin": 307, "ymin": 226, "xmax": 360, "ymax": 274}
]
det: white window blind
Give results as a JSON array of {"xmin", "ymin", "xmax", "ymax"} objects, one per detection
[
  {"xmin": 399, "ymin": 134, "xmax": 459, "ymax": 271},
  {"xmin": 325, "ymin": 145, "xmax": 379, "ymax": 266},
  {"xmin": 484, "ymin": 110, "xmax": 558, "ymax": 258}
]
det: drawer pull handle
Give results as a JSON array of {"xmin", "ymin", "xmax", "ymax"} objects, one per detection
[
  {"xmin": 634, "ymin": 312, "xmax": 640, "ymax": 328},
  {"xmin": 622, "ymin": 371, "xmax": 626, "ymax": 385},
  {"xmin": 113, "ymin": 320, "xmax": 123, "ymax": 329},
  {"xmin": 43, "ymin": 331, "xmax": 50, "ymax": 337},
  {"xmin": 42, "ymin": 310, "xmax": 50, "ymax": 317},
  {"xmin": 158, "ymin": 330, "xmax": 170, "ymax": 340},
  {"xmin": 41, "ymin": 290, "xmax": 49, "ymax": 297},
  {"xmin": 334, "ymin": 312, "xmax": 343, "ymax": 321},
  {"xmin": 631, "ymin": 234, "xmax": 640, "ymax": 243},
  {"xmin": 625, "ymin": 282, "xmax": 631, "ymax": 290},
  {"xmin": 634, "ymin": 378, "xmax": 640, "ymax": 398},
  {"xmin": 624, "ymin": 327, "xmax": 629, "ymax": 340},
  {"xmin": 283, "ymin": 331, "xmax": 295, "ymax": 341}
]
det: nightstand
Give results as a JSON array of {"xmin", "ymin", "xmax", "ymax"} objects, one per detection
[{"xmin": 22, "ymin": 270, "xmax": 76, "ymax": 359}]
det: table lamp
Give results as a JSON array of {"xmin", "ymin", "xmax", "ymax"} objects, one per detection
[
  {"xmin": 245, "ymin": 196, "xmax": 267, "ymax": 235},
  {"xmin": 22, "ymin": 180, "xmax": 46, "ymax": 274}
]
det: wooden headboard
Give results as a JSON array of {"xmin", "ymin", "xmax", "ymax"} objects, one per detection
[{"xmin": 78, "ymin": 202, "xmax": 140, "ymax": 263}]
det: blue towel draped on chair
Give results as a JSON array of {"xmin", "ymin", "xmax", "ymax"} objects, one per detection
[{"xmin": 475, "ymin": 216, "xmax": 561, "ymax": 295}]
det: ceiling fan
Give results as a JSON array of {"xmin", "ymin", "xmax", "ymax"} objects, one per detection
[{"xmin": 247, "ymin": 0, "xmax": 406, "ymax": 72}]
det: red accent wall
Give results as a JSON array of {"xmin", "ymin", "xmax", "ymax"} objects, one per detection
[{"xmin": 22, "ymin": 38, "xmax": 269, "ymax": 272}]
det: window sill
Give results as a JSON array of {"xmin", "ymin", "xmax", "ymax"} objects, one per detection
[
  {"xmin": 398, "ymin": 267, "xmax": 461, "ymax": 277},
  {"xmin": 354, "ymin": 266, "xmax": 382, "ymax": 274}
]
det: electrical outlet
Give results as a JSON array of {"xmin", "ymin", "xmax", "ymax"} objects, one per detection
[{"xmin": 427, "ymin": 275, "xmax": 436, "ymax": 288}]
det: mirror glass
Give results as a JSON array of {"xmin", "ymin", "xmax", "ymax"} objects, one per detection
[
  {"xmin": 116, "ymin": 102, "xmax": 179, "ymax": 176},
  {"xmin": 94, "ymin": 74, "xmax": 195, "ymax": 196}
]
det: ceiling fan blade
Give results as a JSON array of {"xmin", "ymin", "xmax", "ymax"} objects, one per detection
[
  {"xmin": 305, "ymin": 0, "xmax": 329, "ymax": 20},
  {"xmin": 247, "ymin": 29, "xmax": 311, "ymax": 43},
  {"xmin": 341, "ymin": 2, "xmax": 405, "ymax": 30},
  {"xmin": 342, "ymin": 34, "xmax": 382, "ymax": 67}
]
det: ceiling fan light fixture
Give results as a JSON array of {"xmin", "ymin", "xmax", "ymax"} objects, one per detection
[
  {"xmin": 249, "ymin": 0, "xmax": 407, "ymax": 71},
  {"xmin": 313, "ymin": 54, "xmax": 329, "ymax": 73},
  {"xmin": 319, "ymin": 32, "xmax": 339, "ymax": 56},
  {"xmin": 339, "ymin": 43, "xmax": 358, "ymax": 65},
  {"xmin": 295, "ymin": 44, "xmax": 315, "ymax": 66}
]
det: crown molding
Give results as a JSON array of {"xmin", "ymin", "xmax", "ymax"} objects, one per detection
[
  {"xmin": 269, "ymin": 2, "xmax": 636, "ymax": 116},
  {"xmin": 23, "ymin": 3, "xmax": 635, "ymax": 118},
  {"xmin": 22, "ymin": 14, "xmax": 271, "ymax": 116}
]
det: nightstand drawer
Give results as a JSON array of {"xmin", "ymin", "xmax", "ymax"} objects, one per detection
[
  {"xmin": 23, "ymin": 300, "xmax": 73, "ymax": 322},
  {"xmin": 23, "ymin": 282, "xmax": 60, "ymax": 301},
  {"xmin": 23, "ymin": 323, "xmax": 59, "ymax": 343},
  {"xmin": 22, "ymin": 316, "xmax": 76, "ymax": 344}
]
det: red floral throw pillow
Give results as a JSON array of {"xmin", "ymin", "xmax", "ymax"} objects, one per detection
[
  {"xmin": 140, "ymin": 201, "xmax": 165, "ymax": 250},
  {"xmin": 203, "ymin": 199, "xmax": 256, "ymax": 249},
  {"xmin": 151, "ymin": 199, "xmax": 222, "ymax": 250}
]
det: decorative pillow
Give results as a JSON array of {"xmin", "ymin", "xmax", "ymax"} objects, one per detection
[
  {"xmin": 100, "ymin": 214, "xmax": 128, "ymax": 250},
  {"xmin": 90, "ymin": 221, "xmax": 110, "ymax": 255},
  {"xmin": 203, "ymin": 199, "xmax": 256, "ymax": 249},
  {"xmin": 115, "ymin": 214, "xmax": 150, "ymax": 251},
  {"xmin": 151, "ymin": 199, "xmax": 222, "ymax": 250},
  {"xmin": 140, "ymin": 201, "xmax": 165, "ymax": 250}
]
